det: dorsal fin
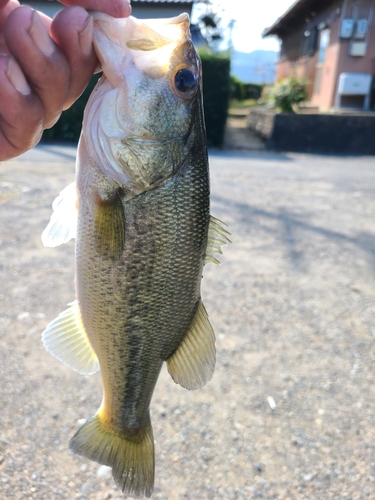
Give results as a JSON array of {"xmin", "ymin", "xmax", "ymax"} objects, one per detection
[{"xmin": 204, "ymin": 215, "xmax": 231, "ymax": 265}]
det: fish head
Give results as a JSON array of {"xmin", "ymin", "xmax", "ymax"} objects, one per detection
[{"xmin": 83, "ymin": 13, "xmax": 204, "ymax": 192}]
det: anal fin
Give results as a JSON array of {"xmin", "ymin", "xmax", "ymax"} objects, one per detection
[
  {"xmin": 167, "ymin": 300, "xmax": 215, "ymax": 390},
  {"xmin": 42, "ymin": 301, "xmax": 99, "ymax": 375},
  {"xmin": 204, "ymin": 215, "xmax": 231, "ymax": 265}
]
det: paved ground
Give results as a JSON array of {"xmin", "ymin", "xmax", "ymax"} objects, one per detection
[
  {"xmin": 223, "ymin": 118, "xmax": 266, "ymax": 152},
  {"xmin": 0, "ymin": 146, "xmax": 375, "ymax": 499}
]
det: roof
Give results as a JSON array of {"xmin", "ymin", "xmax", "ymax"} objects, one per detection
[{"xmin": 263, "ymin": 0, "xmax": 328, "ymax": 37}]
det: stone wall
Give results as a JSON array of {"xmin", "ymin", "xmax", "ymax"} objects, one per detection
[{"xmin": 247, "ymin": 108, "xmax": 375, "ymax": 155}]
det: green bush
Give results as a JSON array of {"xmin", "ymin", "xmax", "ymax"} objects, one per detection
[
  {"xmin": 230, "ymin": 75, "xmax": 245, "ymax": 101},
  {"xmin": 42, "ymin": 73, "xmax": 101, "ymax": 143},
  {"xmin": 199, "ymin": 48, "xmax": 231, "ymax": 147},
  {"xmin": 263, "ymin": 76, "xmax": 307, "ymax": 113},
  {"xmin": 229, "ymin": 78, "xmax": 263, "ymax": 104},
  {"xmin": 243, "ymin": 83, "xmax": 263, "ymax": 101}
]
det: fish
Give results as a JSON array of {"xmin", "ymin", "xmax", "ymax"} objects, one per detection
[{"xmin": 41, "ymin": 12, "xmax": 230, "ymax": 499}]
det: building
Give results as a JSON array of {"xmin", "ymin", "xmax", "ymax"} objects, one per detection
[
  {"xmin": 263, "ymin": 0, "xmax": 375, "ymax": 110},
  {"xmin": 130, "ymin": 0, "xmax": 200, "ymax": 19},
  {"xmin": 20, "ymin": 0, "xmax": 206, "ymax": 49},
  {"xmin": 20, "ymin": 0, "xmax": 202, "ymax": 20}
]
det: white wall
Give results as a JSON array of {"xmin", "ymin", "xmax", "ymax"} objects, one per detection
[
  {"xmin": 20, "ymin": 1, "xmax": 192, "ymax": 20},
  {"xmin": 131, "ymin": 5, "xmax": 192, "ymax": 19}
]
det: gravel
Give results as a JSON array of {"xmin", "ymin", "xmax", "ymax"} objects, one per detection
[{"xmin": 0, "ymin": 145, "xmax": 374, "ymax": 499}]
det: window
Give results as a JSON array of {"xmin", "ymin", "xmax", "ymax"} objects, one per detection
[
  {"xmin": 313, "ymin": 29, "xmax": 331, "ymax": 95},
  {"xmin": 301, "ymin": 26, "xmax": 318, "ymax": 56},
  {"xmin": 318, "ymin": 29, "xmax": 330, "ymax": 64}
]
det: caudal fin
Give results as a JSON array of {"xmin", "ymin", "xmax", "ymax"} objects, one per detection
[{"xmin": 69, "ymin": 413, "xmax": 154, "ymax": 498}]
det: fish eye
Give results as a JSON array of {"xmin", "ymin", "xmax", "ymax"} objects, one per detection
[{"xmin": 174, "ymin": 68, "xmax": 198, "ymax": 97}]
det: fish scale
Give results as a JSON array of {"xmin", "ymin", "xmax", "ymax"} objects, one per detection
[{"xmin": 75, "ymin": 136, "xmax": 209, "ymax": 432}]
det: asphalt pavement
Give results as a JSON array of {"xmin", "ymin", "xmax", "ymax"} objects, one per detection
[{"xmin": 0, "ymin": 145, "xmax": 375, "ymax": 499}]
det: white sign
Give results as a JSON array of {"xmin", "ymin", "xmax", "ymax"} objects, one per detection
[{"xmin": 349, "ymin": 41, "xmax": 367, "ymax": 57}]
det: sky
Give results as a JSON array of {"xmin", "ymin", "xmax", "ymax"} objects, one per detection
[{"xmin": 191, "ymin": 0, "xmax": 296, "ymax": 54}]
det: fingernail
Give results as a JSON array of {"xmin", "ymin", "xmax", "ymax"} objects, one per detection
[
  {"xmin": 29, "ymin": 10, "xmax": 54, "ymax": 57},
  {"xmin": 79, "ymin": 15, "xmax": 93, "ymax": 57},
  {"xmin": 7, "ymin": 57, "xmax": 31, "ymax": 95}
]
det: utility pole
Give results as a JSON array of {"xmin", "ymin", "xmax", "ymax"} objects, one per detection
[{"xmin": 228, "ymin": 18, "xmax": 236, "ymax": 55}]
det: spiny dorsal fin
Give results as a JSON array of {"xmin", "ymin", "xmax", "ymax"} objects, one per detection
[
  {"xmin": 167, "ymin": 301, "xmax": 215, "ymax": 390},
  {"xmin": 41, "ymin": 182, "xmax": 77, "ymax": 247},
  {"xmin": 42, "ymin": 301, "xmax": 99, "ymax": 375},
  {"xmin": 204, "ymin": 215, "xmax": 231, "ymax": 265}
]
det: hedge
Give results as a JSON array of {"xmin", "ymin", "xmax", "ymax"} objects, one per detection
[
  {"xmin": 43, "ymin": 50, "xmax": 231, "ymax": 148},
  {"xmin": 199, "ymin": 49, "xmax": 231, "ymax": 147},
  {"xmin": 230, "ymin": 75, "xmax": 245, "ymax": 101},
  {"xmin": 229, "ymin": 77, "xmax": 263, "ymax": 102},
  {"xmin": 243, "ymin": 83, "xmax": 263, "ymax": 101}
]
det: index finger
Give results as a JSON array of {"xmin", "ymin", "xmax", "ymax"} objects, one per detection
[
  {"xmin": 0, "ymin": 0, "xmax": 15, "ymax": 8},
  {"xmin": 0, "ymin": 0, "xmax": 19, "ymax": 33},
  {"xmin": 0, "ymin": 1, "xmax": 19, "ymax": 55},
  {"xmin": 57, "ymin": 0, "xmax": 131, "ymax": 18}
]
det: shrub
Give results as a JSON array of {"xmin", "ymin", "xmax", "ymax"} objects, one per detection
[
  {"xmin": 229, "ymin": 79, "xmax": 263, "ymax": 103},
  {"xmin": 243, "ymin": 83, "xmax": 263, "ymax": 101},
  {"xmin": 199, "ymin": 48, "xmax": 231, "ymax": 147},
  {"xmin": 230, "ymin": 76, "xmax": 245, "ymax": 101},
  {"xmin": 263, "ymin": 77, "xmax": 307, "ymax": 113}
]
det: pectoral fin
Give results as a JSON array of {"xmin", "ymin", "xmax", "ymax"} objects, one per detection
[
  {"xmin": 41, "ymin": 182, "xmax": 77, "ymax": 247},
  {"xmin": 42, "ymin": 301, "xmax": 99, "ymax": 375},
  {"xmin": 94, "ymin": 189, "xmax": 125, "ymax": 259},
  {"xmin": 167, "ymin": 301, "xmax": 215, "ymax": 390},
  {"xmin": 204, "ymin": 215, "xmax": 231, "ymax": 265}
]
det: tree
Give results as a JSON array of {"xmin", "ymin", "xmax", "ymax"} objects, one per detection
[{"xmin": 198, "ymin": 9, "xmax": 224, "ymax": 49}]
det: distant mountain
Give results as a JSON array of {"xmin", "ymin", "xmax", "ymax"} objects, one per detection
[{"xmin": 231, "ymin": 50, "xmax": 278, "ymax": 85}]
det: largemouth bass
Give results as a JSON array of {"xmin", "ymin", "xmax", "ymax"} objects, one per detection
[{"xmin": 41, "ymin": 12, "xmax": 229, "ymax": 498}]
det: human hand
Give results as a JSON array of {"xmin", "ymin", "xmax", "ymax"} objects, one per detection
[{"xmin": 0, "ymin": 0, "xmax": 131, "ymax": 161}]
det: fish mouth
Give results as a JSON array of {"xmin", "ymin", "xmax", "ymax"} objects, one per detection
[
  {"xmin": 92, "ymin": 13, "xmax": 194, "ymax": 82},
  {"xmin": 125, "ymin": 13, "xmax": 191, "ymax": 50}
]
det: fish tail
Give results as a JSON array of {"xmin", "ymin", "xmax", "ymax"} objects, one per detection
[{"xmin": 69, "ymin": 412, "xmax": 154, "ymax": 498}]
